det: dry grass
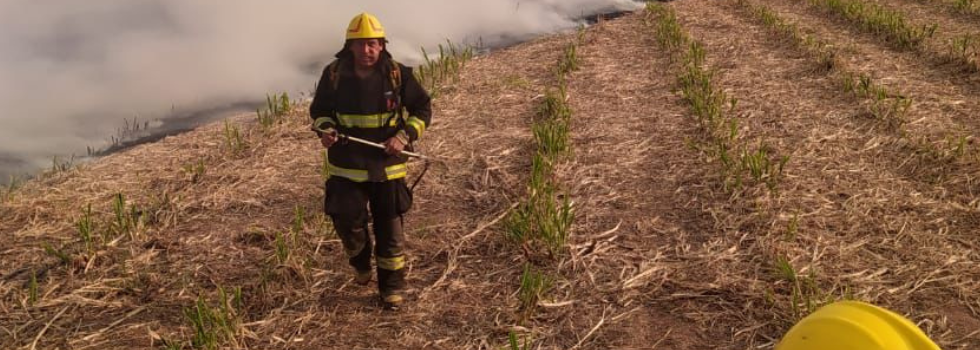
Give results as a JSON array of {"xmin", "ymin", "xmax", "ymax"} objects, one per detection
[
  {"xmin": 1, "ymin": 6, "xmax": 979, "ymax": 350},
  {"xmin": 0, "ymin": 25, "xmax": 577, "ymax": 349},
  {"xmin": 794, "ymin": 0, "xmax": 980, "ymax": 73},
  {"xmin": 660, "ymin": 1, "xmax": 980, "ymax": 348},
  {"xmin": 907, "ymin": 0, "xmax": 980, "ymax": 19}
]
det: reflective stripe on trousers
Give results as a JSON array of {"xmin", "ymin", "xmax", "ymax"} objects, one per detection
[{"xmin": 377, "ymin": 255, "xmax": 405, "ymax": 270}]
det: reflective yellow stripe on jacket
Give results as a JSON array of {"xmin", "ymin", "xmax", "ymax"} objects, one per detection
[
  {"xmin": 327, "ymin": 162, "xmax": 407, "ymax": 182},
  {"xmin": 406, "ymin": 115, "xmax": 426, "ymax": 138},
  {"xmin": 336, "ymin": 112, "xmax": 400, "ymax": 129}
]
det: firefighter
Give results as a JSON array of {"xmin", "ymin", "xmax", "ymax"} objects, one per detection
[{"xmin": 310, "ymin": 12, "xmax": 431, "ymax": 309}]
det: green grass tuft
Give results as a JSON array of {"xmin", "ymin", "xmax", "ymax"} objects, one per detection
[
  {"xmin": 257, "ymin": 92, "xmax": 293, "ymax": 128},
  {"xmin": 807, "ymin": 0, "xmax": 937, "ymax": 50},
  {"xmin": 222, "ymin": 120, "xmax": 247, "ymax": 155},
  {"xmin": 517, "ymin": 264, "xmax": 552, "ymax": 314},
  {"xmin": 416, "ymin": 40, "xmax": 474, "ymax": 99},
  {"xmin": 183, "ymin": 287, "xmax": 241, "ymax": 350}
]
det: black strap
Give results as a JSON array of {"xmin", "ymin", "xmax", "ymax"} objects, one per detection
[
  {"xmin": 410, "ymin": 158, "xmax": 430, "ymax": 193},
  {"xmin": 382, "ymin": 61, "xmax": 404, "ymax": 136}
]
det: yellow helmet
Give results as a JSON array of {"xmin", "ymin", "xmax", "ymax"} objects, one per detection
[
  {"xmin": 346, "ymin": 12, "xmax": 385, "ymax": 40},
  {"xmin": 776, "ymin": 301, "xmax": 940, "ymax": 350}
]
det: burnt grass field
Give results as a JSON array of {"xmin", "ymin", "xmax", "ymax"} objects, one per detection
[{"xmin": 2, "ymin": 1, "xmax": 980, "ymax": 349}]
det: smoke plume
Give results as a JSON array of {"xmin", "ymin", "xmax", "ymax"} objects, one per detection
[{"xmin": 0, "ymin": 0, "xmax": 641, "ymax": 180}]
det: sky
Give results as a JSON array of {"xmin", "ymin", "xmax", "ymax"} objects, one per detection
[{"xmin": 0, "ymin": 0, "xmax": 641, "ymax": 180}]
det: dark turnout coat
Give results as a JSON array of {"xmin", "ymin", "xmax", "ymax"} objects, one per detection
[{"xmin": 309, "ymin": 54, "xmax": 432, "ymax": 182}]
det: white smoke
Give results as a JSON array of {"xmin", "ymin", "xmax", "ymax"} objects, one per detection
[{"xmin": 0, "ymin": 0, "xmax": 641, "ymax": 179}]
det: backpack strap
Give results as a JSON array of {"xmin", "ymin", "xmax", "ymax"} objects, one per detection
[
  {"xmin": 328, "ymin": 60, "xmax": 341, "ymax": 91},
  {"xmin": 388, "ymin": 59, "xmax": 402, "ymax": 93},
  {"xmin": 385, "ymin": 59, "xmax": 405, "ymax": 129}
]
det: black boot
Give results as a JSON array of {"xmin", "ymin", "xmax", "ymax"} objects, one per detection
[{"xmin": 377, "ymin": 264, "xmax": 406, "ymax": 309}]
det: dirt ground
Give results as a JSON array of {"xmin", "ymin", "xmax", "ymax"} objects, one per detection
[{"xmin": 2, "ymin": 2, "xmax": 979, "ymax": 349}]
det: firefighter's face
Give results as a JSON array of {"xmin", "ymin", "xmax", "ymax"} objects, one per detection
[{"xmin": 350, "ymin": 39, "xmax": 383, "ymax": 68}]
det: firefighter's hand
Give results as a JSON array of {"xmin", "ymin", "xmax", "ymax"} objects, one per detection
[
  {"xmin": 320, "ymin": 129, "xmax": 338, "ymax": 148},
  {"xmin": 384, "ymin": 136, "xmax": 406, "ymax": 156}
]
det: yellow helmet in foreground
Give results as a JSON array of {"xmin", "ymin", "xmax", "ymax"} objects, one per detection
[
  {"xmin": 346, "ymin": 12, "xmax": 385, "ymax": 40},
  {"xmin": 776, "ymin": 301, "xmax": 940, "ymax": 350}
]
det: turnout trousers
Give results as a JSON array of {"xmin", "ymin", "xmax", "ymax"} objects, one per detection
[{"xmin": 324, "ymin": 176, "xmax": 409, "ymax": 296}]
